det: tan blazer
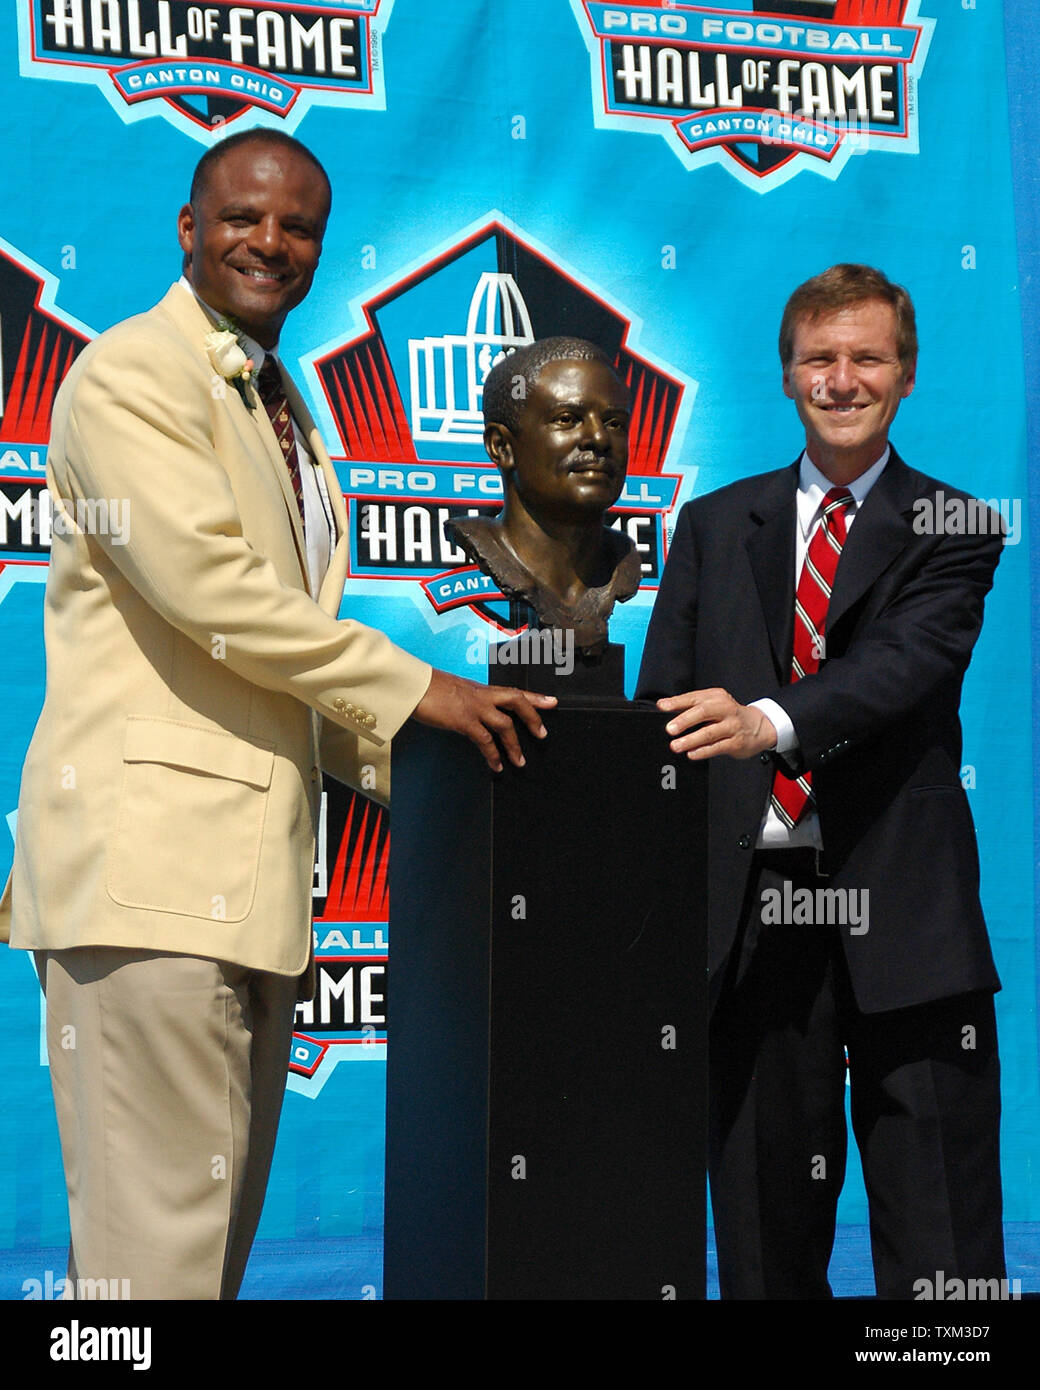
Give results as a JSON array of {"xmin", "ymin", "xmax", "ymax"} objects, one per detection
[{"xmin": 0, "ymin": 286, "xmax": 431, "ymax": 977}]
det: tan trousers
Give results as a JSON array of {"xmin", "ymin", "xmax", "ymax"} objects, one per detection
[{"xmin": 36, "ymin": 947, "xmax": 299, "ymax": 1300}]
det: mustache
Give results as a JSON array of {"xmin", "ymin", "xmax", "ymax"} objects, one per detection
[{"xmin": 568, "ymin": 451, "xmax": 618, "ymax": 470}]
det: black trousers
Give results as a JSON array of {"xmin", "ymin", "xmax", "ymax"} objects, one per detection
[{"xmin": 709, "ymin": 850, "xmax": 1005, "ymax": 1300}]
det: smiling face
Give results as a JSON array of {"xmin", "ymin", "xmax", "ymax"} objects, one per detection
[
  {"xmin": 487, "ymin": 358, "xmax": 630, "ymax": 525},
  {"xmin": 782, "ymin": 298, "xmax": 916, "ymax": 483},
  {"xmin": 177, "ymin": 139, "xmax": 329, "ymax": 349}
]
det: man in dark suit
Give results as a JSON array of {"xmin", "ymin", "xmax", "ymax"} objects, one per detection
[{"xmin": 636, "ymin": 264, "xmax": 1005, "ymax": 1299}]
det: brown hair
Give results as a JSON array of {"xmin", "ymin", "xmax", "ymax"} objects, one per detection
[{"xmin": 779, "ymin": 264, "xmax": 917, "ymax": 369}]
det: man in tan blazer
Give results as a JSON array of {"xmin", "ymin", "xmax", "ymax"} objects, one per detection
[{"xmin": 0, "ymin": 130, "xmax": 552, "ymax": 1300}]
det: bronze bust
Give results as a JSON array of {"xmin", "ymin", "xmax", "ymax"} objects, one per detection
[{"xmin": 447, "ymin": 337, "xmax": 640, "ymax": 656}]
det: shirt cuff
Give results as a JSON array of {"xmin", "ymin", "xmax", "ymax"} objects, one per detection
[{"xmin": 750, "ymin": 697, "xmax": 798, "ymax": 755}]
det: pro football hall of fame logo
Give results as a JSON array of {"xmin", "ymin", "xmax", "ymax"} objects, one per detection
[
  {"xmin": 306, "ymin": 213, "xmax": 696, "ymax": 632},
  {"xmin": 572, "ymin": 0, "xmax": 934, "ymax": 190},
  {"xmin": 17, "ymin": 0, "xmax": 394, "ymax": 140}
]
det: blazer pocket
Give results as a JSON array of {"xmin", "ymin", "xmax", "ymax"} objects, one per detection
[{"xmin": 107, "ymin": 717, "xmax": 275, "ymax": 923}]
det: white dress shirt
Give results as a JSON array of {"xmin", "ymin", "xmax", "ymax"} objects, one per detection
[{"xmin": 751, "ymin": 446, "xmax": 890, "ymax": 848}]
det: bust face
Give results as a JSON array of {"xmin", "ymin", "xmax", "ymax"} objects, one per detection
[{"xmin": 501, "ymin": 358, "xmax": 630, "ymax": 525}]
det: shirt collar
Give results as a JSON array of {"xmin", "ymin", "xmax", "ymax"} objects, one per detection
[
  {"xmin": 796, "ymin": 445, "xmax": 890, "ymax": 540},
  {"xmin": 177, "ymin": 276, "xmax": 274, "ymax": 372}
]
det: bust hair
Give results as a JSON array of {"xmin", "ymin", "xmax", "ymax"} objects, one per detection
[{"xmin": 482, "ymin": 337, "xmax": 619, "ymax": 434}]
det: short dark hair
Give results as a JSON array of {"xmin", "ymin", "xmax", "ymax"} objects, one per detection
[
  {"xmin": 189, "ymin": 129, "xmax": 332, "ymax": 212},
  {"xmin": 482, "ymin": 337, "xmax": 619, "ymax": 434},
  {"xmin": 779, "ymin": 264, "xmax": 917, "ymax": 369}
]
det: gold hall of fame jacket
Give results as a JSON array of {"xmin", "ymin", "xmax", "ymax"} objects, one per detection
[{"xmin": 0, "ymin": 285, "xmax": 432, "ymax": 979}]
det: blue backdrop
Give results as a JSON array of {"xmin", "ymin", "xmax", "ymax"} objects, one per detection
[{"xmin": 0, "ymin": 0, "xmax": 1036, "ymax": 1299}]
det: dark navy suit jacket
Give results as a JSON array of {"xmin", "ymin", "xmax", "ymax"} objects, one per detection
[{"xmin": 636, "ymin": 450, "xmax": 1002, "ymax": 1014}]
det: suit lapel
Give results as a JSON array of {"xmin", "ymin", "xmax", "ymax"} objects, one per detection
[
  {"xmin": 157, "ymin": 285, "xmax": 311, "ymax": 589},
  {"xmin": 280, "ymin": 370, "xmax": 349, "ymax": 615},
  {"xmin": 745, "ymin": 463, "xmax": 799, "ymax": 680},
  {"xmin": 827, "ymin": 451, "xmax": 918, "ymax": 631},
  {"xmin": 246, "ymin": 361, "xmax": 310, "ymax": 585}
]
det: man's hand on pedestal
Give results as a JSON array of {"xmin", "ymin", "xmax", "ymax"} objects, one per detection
[
  {"xmin": 413, "ymin": 668, "xmax": 557, "ymax": 772},
  {"xmin": 657, "ymin": 688, "xmax": 777, "ymax": 761}
]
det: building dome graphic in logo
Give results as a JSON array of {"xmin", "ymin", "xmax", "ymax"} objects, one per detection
[
  {"xmin": 306, "ymin": 215, "xmax": 696, "ymax": 632},
  {"xmin": 408, "ymin": 273, "xmax": 535, "ymax": 448},
  {"xmin": 571, "ymin": 0, "xmax": 934, "ymax": 190}
]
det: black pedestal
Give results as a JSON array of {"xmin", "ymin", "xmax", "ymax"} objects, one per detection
[
  {"xmin": 384, "ymin": 703, "xmax": 707, "ymax": 1300},
  {"xmin": 489, "ymin": 636, "xmax": 627, "ymax": 698}
]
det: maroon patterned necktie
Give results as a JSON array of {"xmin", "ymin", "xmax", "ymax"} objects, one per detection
[
  {"xmin": 256, "ymin": 357, "xmax": 306, "ymax": 529},
  {"xmin": 770, "ymin": 486, "xmax": 853, "ymax": 829}
]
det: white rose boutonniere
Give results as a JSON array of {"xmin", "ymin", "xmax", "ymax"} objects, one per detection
[{"xmin": 205, "ymin": 321, "xmax": 256, "ymax": 409}]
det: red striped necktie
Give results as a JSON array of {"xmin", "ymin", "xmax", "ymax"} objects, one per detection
[
  {"xmin": 256, "ymin": 356, "xmax": 306, "ymax": 529},
  {"xmin": 770, "ymin": 486, "xmax": 853, "ymax": 829}
]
